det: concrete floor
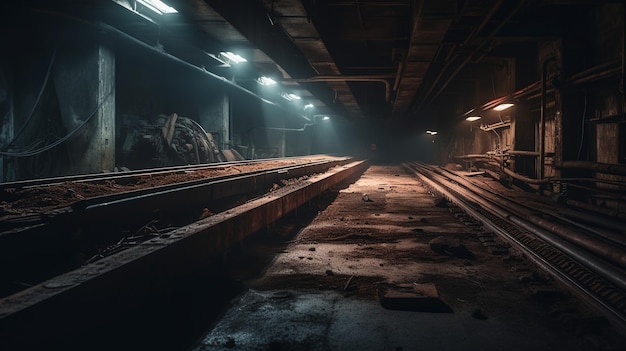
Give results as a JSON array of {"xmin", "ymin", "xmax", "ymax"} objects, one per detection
[{"xmin": 190, "ymin": 165, "xmax": 626, "ymax": 351}]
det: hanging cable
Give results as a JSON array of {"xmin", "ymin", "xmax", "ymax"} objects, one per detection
[
  {"xmin": 0, "ymin": 89, "xmax": 113, "ymax": 158},
  {"xmin": 1, "ymin": 49, "xmax": 57, "ymax": 152}
]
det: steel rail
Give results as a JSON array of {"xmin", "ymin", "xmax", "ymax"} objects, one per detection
[
  {"xmin": 0, "ymin": 157, "xmax": 357, "ymax": 299},
  {"xmin": 73, "ymin": 158, "xmax": 345, "ymax": 210},
  {"xmin": 435, "ymin": 167, "xmax": 626, "ymax": 248},
  {"xmin": 430, "ymin": 166, "xmax": 626, "ymax": 270},
  {"xmin": 0, "ymin": 160, "xmax": 370, "ymax": 349},
  {"xmin": 1, "ymin": 157, "xmax": 352, "ymax": 232},
  {"xmin": 410, "ymin": 163, "xmax": 626, "ymax": 291},
  {"xmin": 403, "ymin": 162, "xmax": 626, "ymax": 334},
  {"xmin": 471, "ymin": 177, "xmax": 626, "ymax": 239},
  {"xmin": 0, "ymin": 155, "xmax": 345, "ymax": 190}
]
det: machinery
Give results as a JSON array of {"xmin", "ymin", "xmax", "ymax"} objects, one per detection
[{"xmin": 118, "ymin": 113, "xmax": 222, "ymax": 169}]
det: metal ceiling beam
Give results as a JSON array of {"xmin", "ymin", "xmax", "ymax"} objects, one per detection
[
  {"xmin": 192, "ymin": 0, "xmax": 354, "ymax": 117},
  {"xmin": 390, "ymin": 0, "xmax": 456, "ymax": 120},
  {"xmin": 285, "ymin": 75, "xmax": 395, "ymax": 102},
  {"xmin": 410, "ymin": 0, "xmax": 506, "ymax": 113},
  {"xmin": 326, "ymin": 1, "xmax": 411, "ymax": 6},
  {"xmin": 424, "ymin": 0, "xmax": 531, "ymax": 107},
  {"xmin": 258, "ymin": 0, "xmax": 364, "ymax": 118}
]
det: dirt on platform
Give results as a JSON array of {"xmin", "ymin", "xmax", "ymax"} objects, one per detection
[
  {"xmin": 0, "ymin": 157, "xmax": 328, "ymax": 220},
  {"xmin": 203, "ymin": 164, "xmax": 626, "ymax": 351}
]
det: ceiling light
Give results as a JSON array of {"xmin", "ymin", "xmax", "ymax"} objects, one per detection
[
  {"xmin": 220, "ymin": 52, "xmax": 247, "ymax": 64},
  {"xmin": 466, "ymin": 116, "xmax": 481, "ymax": 122},
  {"xmin": 322, "ymin": 116, "xmax": 330, "ymax": 120},
  {"xmin": 493, "ymin": 103, "xmax": 514, "ymax": 111},
  {"xmin": 281, "ymin": 92, "xmax": 301, "ymax": 101},
  {"xmin": 136, "ymin": 0, "xmax": 177, "ymax": 14},
  {"xmin": 257, "ymin": 76, "xmax": 277, "ymax": 86},
  {"xmin": 426, "ymin": 130, "xmax": 438, "ymax": 135},
  {"xmin": 304, "ymin": 103, "xmax": 314, "ymax": 110}
]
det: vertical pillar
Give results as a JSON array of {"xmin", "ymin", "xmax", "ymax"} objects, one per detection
[
  {"xmin": 0, "ymin": 66, "xmax": 12, "ymax": 181},
  {"xmin": 513, "ymin": 103, "xmax": 535, "ymax": 176},
  {"xmin": 278, "ymin": 115, "xmax": 287, "ymax": 157},
  {"xmin": 198, "ymin": 91, "xmax": 230, "ymax": 151},
  {"xmin": 279, "ymin": 130, "xmax": 286, "ymax": 157},
  {"xmin": 53, "ymin": 45, "xmax": 115, "ymax": 174}
]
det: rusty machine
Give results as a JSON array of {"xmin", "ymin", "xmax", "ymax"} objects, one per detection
[{"xmin": 117, "ymin": 113, "xmax": 225, "ymax": 169}]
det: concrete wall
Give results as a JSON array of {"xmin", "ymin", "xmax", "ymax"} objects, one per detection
[
  {"xmin": 1, "ymin": 41, "xmax": 116, "ymax": 180},
  {"xmin": 53, "ymin": 45, "xmax": 116, "ymax": 175}
]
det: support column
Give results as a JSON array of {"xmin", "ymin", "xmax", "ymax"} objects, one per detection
[
  {"xmin": 279, "ymin": 130, "xmax": 286, "ymax": 157},
  {"xmin": 0, "ymin": 66, "xmax": 13, "ymax": 181},
  {"xmin": 53, "ymin": 45, "xmax": 115, "ymax": 174},
  {"xmin": 198, "ymin": 91, "xmax": 230, "ymax": 151},
  {"xmin": 278, "ymin": 115, "xmax": 287, "ymax": 157}
]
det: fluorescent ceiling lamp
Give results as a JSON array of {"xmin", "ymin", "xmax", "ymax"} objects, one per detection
[
  {"xmin": 493, "ymin": 103, "xmax": 514, "ymax": 111},
  {"xmin": 281, "ymin": 92, "xmax": 301, "ymax": 101},
  {"xmin": 257, "ymin": 76, "xmax": 277, "ymax": 86},
  {"xmin": 466, "ymin": 116, "xmax": 481, "ymax": 122},
  {"xmin": 204, "ymin": 52, "xmax": 228, "ymax": 65},
  {"xmin": 322, "ymin": 116, "xmax": 330, "ymax": 120},
  {"xmin": 304, "ymin": 103, "xmax": 314, "ymax": 110},
  {"xmin": 136, "ymin": 0, "xmax": 177, "ymax": 14},
  {"xmin": 220, "ymin": 52, "xmax": 247, "ymax": 64},
  {"xmin": 426, "ymin": 130, "xmax": 438, "ymax": 135}
]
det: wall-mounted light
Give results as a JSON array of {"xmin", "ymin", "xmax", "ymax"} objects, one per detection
[
  {"xmin": 136, "ymin": 0, "xmax": 177, "ymax": 14},
  {"xmin": 466, "ymin": 116, "xmax": 482, "ymax": 122},
  {"xmin": 219, "ymin": 52, "xmax": 247, "ymax": 64},
  {"xmin": 426, "ymin": 130, "xmax": 438, "ymax": 135},
  {"xmin": 257, "ymin": 76, "xmax": 277, "ymax": 86},
  {"xmin": 493, "ymin": 103, "xmax": 514, "ymax": 111}
]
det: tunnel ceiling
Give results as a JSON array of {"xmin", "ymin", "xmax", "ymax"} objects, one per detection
[
  {"xmin": 166, "ymin": 0, "xmax": 605, "ymax": 123},
  {"xmin": 9, "ymin": 0, "xmax": 607, "ymax": 125}
]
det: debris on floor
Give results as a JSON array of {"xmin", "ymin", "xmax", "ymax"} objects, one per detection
[
  {"xmin": 191, "ymin": 165, "xmax": 626, "ymax": 351},
  {"xmin": 378, "ymin": 283, "xmax": 453, "ymax": 313}
]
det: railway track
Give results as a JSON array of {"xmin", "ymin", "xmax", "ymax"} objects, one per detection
[
  {"xmin": 0, "ymin": 157, "xmax": 369, "ymax": 350},
  {"xmin": 0, "ymin": 155, "xmax": 336, "ymax": 191},
  {"xmin": 403, "ymin": 162, "xmax": 626, "ymax": 334},
  {"xmin": 0, "ymin": 155, "xmax": 354, "ymax": 298},
  {"xmin": 1, "ymin": 155, "xmax": 352, "ymax": 230}
]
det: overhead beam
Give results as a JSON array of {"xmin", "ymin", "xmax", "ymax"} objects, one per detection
[
  {"xmin": 257, "ymin": 0, "xmax": 364, "ymax": 118},
  {"xmin": 391, "ymin": 0, "xmax": 456, "ymax": 120},
  {"xmin": 199, "ymin": 0, "xmax": 354, "ymax": 118},
  {"xmin": 326, "ymin": 1, "xmax": 411, "ymax": 6}
]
